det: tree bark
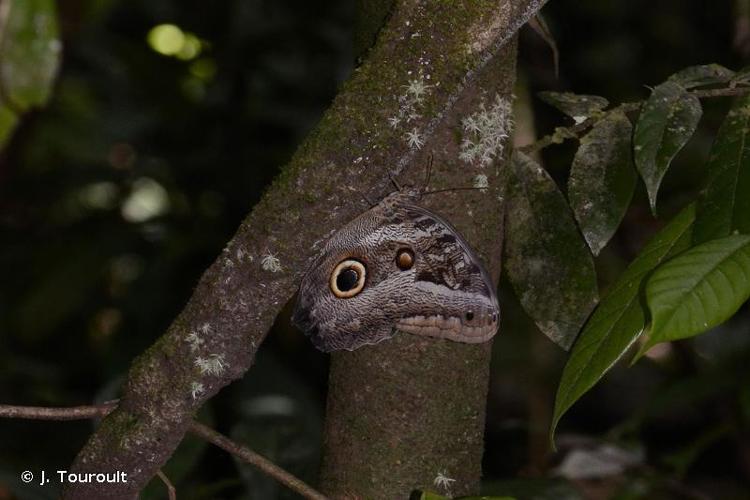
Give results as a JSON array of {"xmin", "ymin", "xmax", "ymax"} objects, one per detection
[
  {"xmin": 319, "ymin": 15, "xmax": 518, "ymax": 500},
  {"xmin": 63, "ymin": 1, "xmax": 546, "ymax": 498}
]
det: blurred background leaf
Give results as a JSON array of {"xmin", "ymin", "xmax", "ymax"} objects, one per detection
[{"xmin": 0, "ymin": 0, "xmax": 61, "ymax": 148}]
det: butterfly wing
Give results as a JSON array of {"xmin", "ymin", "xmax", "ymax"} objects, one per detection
[
  {"xmin": 292, "ymin": 194, "xmax": 500, "ymax": 352},
  {"xmin": 394, "ymin": 204, "xmax": 500, "ymax": 343}
]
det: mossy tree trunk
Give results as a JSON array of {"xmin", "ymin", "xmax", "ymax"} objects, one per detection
[
  {"xmin": 319, "ymin": 3, "xmax": 519, "ymax": 497},
  {"xmin": 63, "ymin": 1, "xmax": 545, "ymax": 498}
]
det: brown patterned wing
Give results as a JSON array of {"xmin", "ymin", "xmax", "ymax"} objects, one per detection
[{"xmin": 393, "ymin": 204, "xmax": 500, "ymax": 343}]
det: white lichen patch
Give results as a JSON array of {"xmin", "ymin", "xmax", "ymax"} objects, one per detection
[
  {"xmin": 459, "ymin": 94, "xmax": 514, "ymax": 167},
  {"xmin": 434, "ymin": 471, "xmax": 456, "ymax": 492},
  {"xmin": 473, "ymin": 174, "xmax": 489, "ymax": 190},
  {"xmin": 261, "ymin": 251, "xmax": 282, "ymax": 272},
  {"xmin": 389, "ymin": 72, "xmax": 433, "ymax": 148},
  {"xmin": 194, "ymin": 353, "xmax": 227, "ymax": 376},
  {"xmin": 190, "ymin": 381, "xmax": 205, "ymax": 399},
  {"xmin": 185, "ymin": 331, "xmax": 205, "ymax": 351},
  {"xmin": 404, "ymin": 78, "xmax": 431, "ymax": 102},
  {"xmin": 406, "ymin": 128, "xmax": 425, "ymax": 149}
]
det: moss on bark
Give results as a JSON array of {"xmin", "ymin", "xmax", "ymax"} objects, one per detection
[{"xmin": 319, "ymin": 32, "xmax": 518, "ymax": 497}]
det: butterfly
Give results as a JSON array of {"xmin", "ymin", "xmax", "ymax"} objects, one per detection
[{"xmin": 292, "ymin": 188, "xmax": 500, "ymax": 352}]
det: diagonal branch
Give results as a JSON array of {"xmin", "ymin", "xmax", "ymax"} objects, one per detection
[
  {"xmin": 0, "ymin": 403, "xmax": 328, "ymax": 500},
  {"xmin": 63, "ymin": 1, "xmax": 549, "ymax": 498}
]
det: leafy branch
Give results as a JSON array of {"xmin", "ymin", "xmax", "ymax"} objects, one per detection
[
  {"xmin": 497, "ymin": 63, "xmax": 750, "ymax": 443},
  {"xmin": 520, "ymin": 82, "xmax": 750, "ymax": 155}
]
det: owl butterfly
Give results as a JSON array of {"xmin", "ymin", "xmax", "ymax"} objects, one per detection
[{"xmin": 292, "ymin": 187, "xmax": 500, "ymax": 352}]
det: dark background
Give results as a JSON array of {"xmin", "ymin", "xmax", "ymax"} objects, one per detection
[{"xmin": 1, "ymin": 1, "xmax": 748, "ymax": 498}]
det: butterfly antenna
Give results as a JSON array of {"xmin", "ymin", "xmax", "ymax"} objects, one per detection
[
  {"xmin": 422, "ymin": 186, "xmax": 488, "ymax": 197},
  {"xmin": 387, "ymin": 170, "xmax": 402, "ymax": 191},
  {"xmin": 424, "ymin": 154, "xmax": 434, "ymax": 191}
]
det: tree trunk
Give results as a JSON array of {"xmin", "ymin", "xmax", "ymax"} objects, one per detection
[{"xmin": 319, "ymin": 12, "xmax": 518, "ymax": 499}]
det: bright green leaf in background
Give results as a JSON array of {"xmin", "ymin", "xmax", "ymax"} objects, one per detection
[
  {"xmin": 505, "ymin": 152, "xmax": 599, "ymax": 350},
  {"xmin": 416, "ymin": 493, "xmax": 515, "ymax": 500},
  {"xmin": 668, "ymin": 64, "xmax": 735, "ymax": 89},
  {"xmin": 551, "ymin": 204, "xmax": 695, "ymax": 442},
  {"xmin": 0, "ymin": 0, "xmax": 61, "ymax": 148},
  {"xmin": 537, "ymin": 91, "xmax": 609, "ymax": 121},
  {"xmin": 641, "ymin": 234, "xmax": 750, "ymax": 353},
  {"xmin": 417, "ymin": 493, "xmax": 450, "ymax": 500},
  {"xmin": 568, "ymin": 110, "xmax": 636, "ymax": 255},
  {"xmin": 147, "ymin": 23, "xmax": 204, "ymax": 61},
  {"xmin": 694, "ymin": 93, "xmax": 750, "ymax": 244},
  {"xmin": 633, "ymin": 81, "xmax": 702, "ymax": 213}
]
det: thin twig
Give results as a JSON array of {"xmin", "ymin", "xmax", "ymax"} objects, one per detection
[
  {"xmin": 189, "ymin": 421, "xmax": 329, "ymax": 500},
  {"xmin": 0, "ymin": 402, "xmax": 329, "ymax": 500},
  {"xmin": 156, "ymin": 470, "xmax": 177, "ymax": 500},
  {"xmin": 690, "ymin": 86, "xmax": 750, "ymax": 98},
  {"xmin": 528, "ymin": 14, "xmax": 559, "ymax": 78},
  {"xmin": 0, "ymin": 401, "xmax": 118, "ymax": 420},
  {"xmin": 519, "ymin": 85, "xmax": 750, "ymax": 154}
]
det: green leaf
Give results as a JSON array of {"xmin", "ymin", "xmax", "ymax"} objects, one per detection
[
  {"xmin": 505, "ymin": 152, "xmax": 599, "ymax": 350},
  {"xmin": 416, "ymin": 492, "xmax": 450, "ymax": 500},
  {"xmin": 458, "ymin": 497, "xmax": 516, "ymax": 500},
  {"xmin": 537, "ymin": 91, "xmax": 609, "ymax": 120},
  {"xmin": 642, "ymin": 234, "xmax": 750, "ymax": 351},
  {"xmin": 668, "ymin": 64, "xmax": 735, "ymax": 89},
  {"xmin": 568, "ymin": 110, "xmax": 636, "ymax": 255},
  {"xmin": 481, "ymin": 478, "xmax": 580, "ymax": 500},
  {"xmin": 694, "ymin": 94, "xmax": 750, "ymax": 244},
  {"xmin": 415, "ymin": 493, "xmax": 516, "ymax": 500},
  {"xmin": 551, "ymin": 204, "xmax": 695, "ymax": 442},
  {"xmin": 634, "ymin": 81, "xmax": 702, "ymax": 213},
  {"xmin": 0, "ymin": 0, "xmax": 62, "ymax": 148}
]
